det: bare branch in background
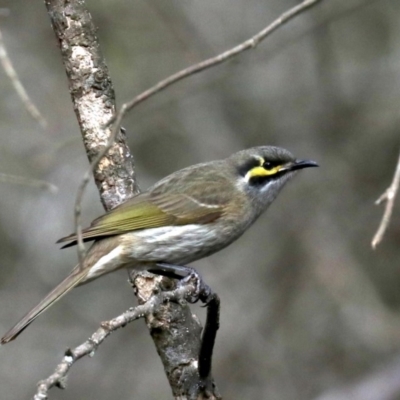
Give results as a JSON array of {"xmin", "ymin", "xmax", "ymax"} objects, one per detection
[
  {"xmin": 0, "ymin": 27, "xmax": 47, "ymax": 128},
  {"xmin": 0, "ymin": 172, "xmax": 57, "ymax": 193},
  {"xmin": 106, "ymin": 0, "xmax": 323, "ymax": 130},
  {"xmin": 372, "ymin": 151, "xmax": 400, "ymax": 249}
]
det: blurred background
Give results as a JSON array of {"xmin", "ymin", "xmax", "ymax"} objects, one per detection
[{"xmin": 1, "ymin": 0, "xmax": 400, "ymax": 399}]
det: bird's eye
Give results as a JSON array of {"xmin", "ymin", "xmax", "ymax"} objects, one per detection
[{"xmin": 263, "ymin": 161, "xmax": 273, "ymax": 170}]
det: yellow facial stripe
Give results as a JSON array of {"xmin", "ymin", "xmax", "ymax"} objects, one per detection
[{"xmin": 245, "ymin": 165, "xmax": 283, "ymax": 180}]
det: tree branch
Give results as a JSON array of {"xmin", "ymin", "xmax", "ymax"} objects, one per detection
[
  {"xmin": 44, "ymin": 0, "xmax": 139, "ymax": 264},
  {"xmin": 372, "ymin": 151, "xmax": 400, "ymax": 249},
  {"xmin": 44, "ymin": 0, "xmax": 139, "ymax": 209},
  {"xmin": 0, "ymin": 27, "xmax": 47, "ymax": 128},
  {"xmin": 107, "ymin": 0, "xmax": 323, "ymax": 129}
]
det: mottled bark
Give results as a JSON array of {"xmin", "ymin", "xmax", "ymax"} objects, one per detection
[{"xmin": 45, "ymin": 0, "xmax": 138, "ymax": 209}]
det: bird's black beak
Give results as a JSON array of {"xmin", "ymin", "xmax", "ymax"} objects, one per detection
[{"xmin": 290, "ymin": 159, "xmax": 319, "ymax": 171}]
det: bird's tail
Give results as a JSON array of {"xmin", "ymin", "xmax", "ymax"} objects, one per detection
[{"xmin": 1, "ymin": 268, "xmax": 88, "ymax": 344}]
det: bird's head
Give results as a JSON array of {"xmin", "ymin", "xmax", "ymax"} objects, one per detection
[{"xmin": 228, "ymin": 146, "xmax": 318, "ymax": 211}]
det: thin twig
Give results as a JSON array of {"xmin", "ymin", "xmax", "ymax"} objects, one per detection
[
  {"xmin": 106, "ymin": 0, "xmax": 323, "ymax": 129},
  {"xmin": 0, "ymin": 172, "xmax": 57, "ymax": 193},
  {"xmin": 33, "ymin": 279, "xmax": 197, "ymax": 400},
  {"xmin": 372, "ymin": 151, "xmax": 400, "ymax": 249},
  {"xmin": 0, "ymin": 27, "xmax": 47, "ymax": 128}
]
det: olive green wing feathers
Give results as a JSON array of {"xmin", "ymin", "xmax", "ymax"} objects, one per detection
[{"xmin": 57, "ymin": 169, "xmax": 232, "ymax": 248}]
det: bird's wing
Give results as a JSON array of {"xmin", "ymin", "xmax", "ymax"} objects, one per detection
[{"xmin": 57, "ymin": 176, "xmax": 230, "ymax": 247}]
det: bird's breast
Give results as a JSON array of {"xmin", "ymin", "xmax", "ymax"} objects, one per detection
[{"xmin": 121, "ymin": 222, "xmax": 242, "ymax": 265}]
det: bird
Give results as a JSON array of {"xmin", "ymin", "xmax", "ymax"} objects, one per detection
[{"xmin": 1, "ymin": 146, "xmax": 317, "ymax": 344}]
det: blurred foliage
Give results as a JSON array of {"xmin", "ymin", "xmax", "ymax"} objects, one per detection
[{"xmin": 0, "ymin": 0, "xmax": 399, "ymax": 399}]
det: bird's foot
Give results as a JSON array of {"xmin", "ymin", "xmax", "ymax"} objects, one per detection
[
  {"xmin": 179, "ymin": 270, "xmax": 213, "ymax": 305},
  {"xmin": 150, "ymin": 262, "xmax": 213, "ymax": 305}
]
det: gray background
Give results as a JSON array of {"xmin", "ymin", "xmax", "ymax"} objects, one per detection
[{"xmin": 1, "ymin": 0, "xmax": 400, "ymax": 399}]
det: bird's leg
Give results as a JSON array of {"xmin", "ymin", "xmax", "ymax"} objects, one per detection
[
  {"xmin": 149, "ymin": 262, "xmax": 220, "ymax": 379},
  {"xmin": 148, "ymin": 262, "xmax": 194, "ymax": 280}
]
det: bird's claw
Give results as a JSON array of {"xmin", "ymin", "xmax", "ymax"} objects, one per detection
[{"xmin": 179, "ymin": 270, "xmax": 213, "ymax": 305}]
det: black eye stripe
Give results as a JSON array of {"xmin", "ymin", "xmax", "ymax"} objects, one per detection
[{"xmin": 248, "ymin": 169, "xmax": 286, "ymax": 186}]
